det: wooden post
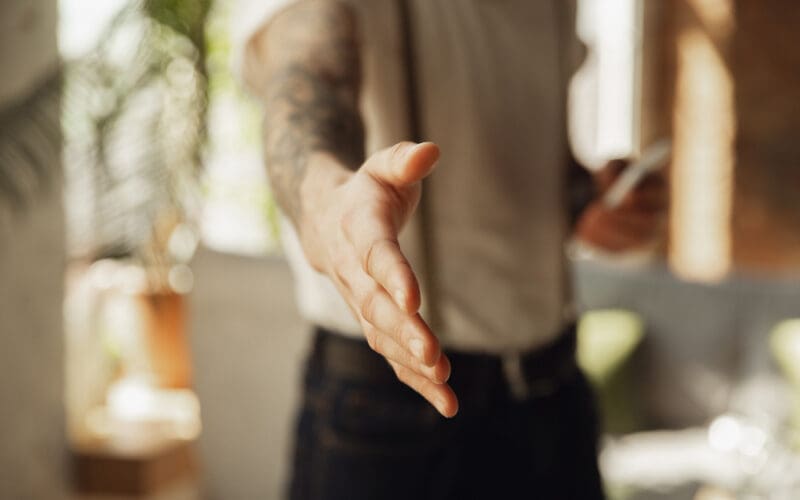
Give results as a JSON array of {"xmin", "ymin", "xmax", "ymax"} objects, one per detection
[
  {"xmin": 730, "ymin": 1, "xmax": 800, "ymax": 273},
  {"xmin": 647, "ymin": 0, "xmax": 800, "ymax": 279}
]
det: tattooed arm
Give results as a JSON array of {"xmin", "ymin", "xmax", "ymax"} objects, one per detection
[
  {"xmin": 249, "ymin": 1, "xmax": 364, "ymax": 223},
  {"xmin": 245, "ymin": 0, "xmax": 458, "ymax": 417}
]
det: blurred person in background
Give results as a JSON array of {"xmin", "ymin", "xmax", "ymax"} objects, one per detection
[{"xmin": 243, "ymin": 0, "xmax": 666, "ymax": 498}]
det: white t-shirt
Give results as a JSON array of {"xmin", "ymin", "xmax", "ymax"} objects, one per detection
[{"xmin": 242, "ymin": 0, "xmax": 582, "ymax": 354}]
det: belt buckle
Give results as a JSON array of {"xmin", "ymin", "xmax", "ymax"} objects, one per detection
[
  {"xmin": 501, "ymin": 354, "xmax": 529, "ymax": 401},
  {"xmin": 502, "ymin": 353, "xmax": 559, "ymax": 401}
]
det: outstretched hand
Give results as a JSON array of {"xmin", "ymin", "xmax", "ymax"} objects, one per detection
[{"xmin": 299, "ymin": 142, "xmax": 458, "ymax": 417}]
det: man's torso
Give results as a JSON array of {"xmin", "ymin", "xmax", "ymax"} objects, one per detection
[{"xmin": 278, "ymin": 0, "xmax": 579, "ymax": 353}]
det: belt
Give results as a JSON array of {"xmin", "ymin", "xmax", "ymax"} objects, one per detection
[{"xmin": 310, "ymin": 324, "xmax": 579, "ymax": 402}]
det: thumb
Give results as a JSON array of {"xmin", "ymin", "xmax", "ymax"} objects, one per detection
[{"xmin": 363, "ymin": 142, "xmax": 440, "ymax": 187}]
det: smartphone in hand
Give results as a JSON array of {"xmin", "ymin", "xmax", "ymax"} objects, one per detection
[{"xmin": 603, "ymin": 138, "xmax": 671, "ymax": 209}]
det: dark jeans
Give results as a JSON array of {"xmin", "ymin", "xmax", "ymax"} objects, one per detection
[{"xmin": 288, "ymin": 328, "xmax": 604, "ymax": 500}]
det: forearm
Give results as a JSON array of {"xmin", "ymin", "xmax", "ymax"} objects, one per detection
[{"xmin": 252, "ymin": 1, "xmax": 365, "ymax": 224}]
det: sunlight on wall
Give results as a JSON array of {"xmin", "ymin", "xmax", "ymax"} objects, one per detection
[
  {"xmin": 58, "ymin": 0, "xmax": 127, "ymax": 58},
  {"xmin": 670, "ymin": 0, "xmax": 735, "ymax": 282},
  {"xmin": 572, "ymin": 0, "xmax": 641, "ymax": 167},
  {"xmin": 594, "ymin": 0, "xmax": 641, "ymax": 159}
]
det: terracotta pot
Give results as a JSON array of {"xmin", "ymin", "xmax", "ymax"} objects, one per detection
[{"xmin": 139, "ymin": 291, "xmax": 192, "ymax": 389}]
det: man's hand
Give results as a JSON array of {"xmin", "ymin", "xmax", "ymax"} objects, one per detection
[
  {"xmin": 575, "ymin": 159, "xmax": 668, "ymax": 251},
  {"xmin": 250, "ymin": 1, "xmax": 456, "ymax": 416},
  {"xmin": 299, "ymin": 142, "xmax": 458, "ymax": 418}
]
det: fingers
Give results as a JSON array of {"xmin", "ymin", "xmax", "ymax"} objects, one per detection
[
  {"xmin": 340, "ymin": 141, "xmax": 440, "ymax": 312},
  {"xmin": 341, "ymin": 205, "xmax": 421, "ymax": 313},
  {"xmin": 332, "ymin": 256, "xmax": 440, "ymax": 366},
  {"xmin": 359, "ymin": 286, "xmax": 440, "ymax": 366},
  {"xmin": 364, "ymin": 238, "xmax": 420, "ymax": 313},
  {"xmin": 363, "ymin": 142, "xmax": 440, "ymax": 188},
  {"xmin": 329, "ymin": 263, "xmax": 455, "ymax": 414},
  {"xmin": 388, "ymin": 360, "xmax": 459, "ymax": 418},
  {"xmin": 362, "ymin": 324, "xmax": 450, "ymax": 384}
]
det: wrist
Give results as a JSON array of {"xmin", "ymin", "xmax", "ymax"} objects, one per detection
[
  {"xmin": 293, "ymin": 153, "xmax": 354, "ymax": 272},
  {"xmin": 300, "ymin": 152, "xmax": 353, "ymax": 213}
]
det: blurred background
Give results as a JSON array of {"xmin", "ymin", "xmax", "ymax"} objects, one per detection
[{"xmin": 1, "ymin": 0, "xmax": 799, "ymax": 498}]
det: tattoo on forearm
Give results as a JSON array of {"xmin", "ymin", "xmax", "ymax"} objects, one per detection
[{"xmin": 262, "ymin": 1, "xmax": 365, "ymax": 221}]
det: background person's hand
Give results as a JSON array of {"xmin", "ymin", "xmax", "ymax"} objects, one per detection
[
  {"xmin": 298, "ymin": 141, "xmax": 458, "ymax": 417},
  {"xmin": 575, "ymin": 159, "xmax": 669, "ymax": 252}
]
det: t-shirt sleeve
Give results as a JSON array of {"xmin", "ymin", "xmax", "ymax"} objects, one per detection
[{"xmin": 233, "ymin": 0, "xmax": 298, "ymax": 94}]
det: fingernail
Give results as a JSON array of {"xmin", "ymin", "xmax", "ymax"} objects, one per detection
[
  {"xmin": 438, "ymin": 397, "xmax": 456, "ymax": 418},
  {"xmin": 405, "ymin": 142, "xmax": 422, "ymax": 157},
  {"xmin": 409, "ymin": 338, "xmax": 425, "ymax": 361}
]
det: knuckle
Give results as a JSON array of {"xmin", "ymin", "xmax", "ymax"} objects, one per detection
[
  {"xmin": 364, "ymin": 238, "xmax": 397, "ymax": 274},
  {"xmin": 388, "ymin": 320, "xmax": 406, "ymax": 343},
  {"xmin": 364, "ymin": 329, "xmax": 378, "ymax": 352},
  {"xmin": 359, "ymin": 293, "xmax": 377, "ymax": 323},
  {"xmin": 363, "ymin": 241, "xmax": 378, "ymax": 273},
  {"xmin": 389, "ymin": 362, "xmax": 403, "ymax": 380},
  {"xmin": 371, "ymin": 334, "xmax": 385, "ymax": 355},
  {"xmin": 393, "ymin": 364, "xmax": 409, "ymax": 384}
]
